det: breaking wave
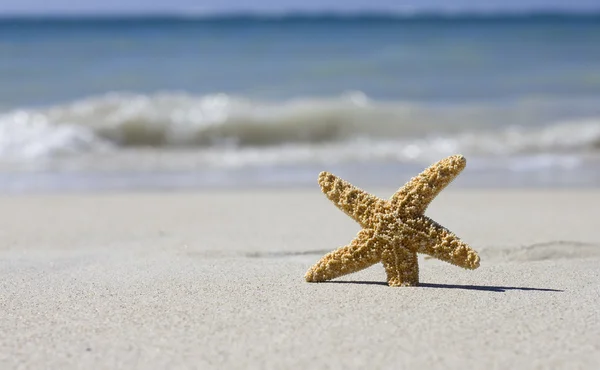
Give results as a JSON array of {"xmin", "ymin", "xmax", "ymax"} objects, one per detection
[{"xmin": 1, "ymin": 91, "xmax": 599, "ymax": 168}]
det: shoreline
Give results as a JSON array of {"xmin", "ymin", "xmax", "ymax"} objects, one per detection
[{"xmin": 2, "ymin": 161, "xmax": 600, "ymax": 194}]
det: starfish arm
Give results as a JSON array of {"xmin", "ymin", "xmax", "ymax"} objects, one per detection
[
  {"xmin": 305, "ymin": 228, "xmax": 382, "ymax": 282},
  {"xmin": 318, "ymin": 171, "xmax": 386, "ymax": 228},
  {"xmin": 381, "ymin": 244, "xmax": 419, "ymax": 287},
  {"xmin": 407, "ymin": 216, "xmax": 480, "ymax": 269},
  {"xmin": 390, "ymin": 155, "xmax": 466, "ymax": 215}
]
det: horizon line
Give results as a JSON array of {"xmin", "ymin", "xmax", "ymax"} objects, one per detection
[{"xmin": 1, "ymin": 8, "xmax": 600, "ymax": 18}]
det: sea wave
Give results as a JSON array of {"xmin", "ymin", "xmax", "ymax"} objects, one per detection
[{"xmin": 1, "ymin": 92, "xmax": 599, "ymax": 167}]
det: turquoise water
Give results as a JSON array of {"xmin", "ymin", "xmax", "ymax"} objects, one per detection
[{"xmin": 1, "ymin": 14, "xmax": 600, "ymax": 190}]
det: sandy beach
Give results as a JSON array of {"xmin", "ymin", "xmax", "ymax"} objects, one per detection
[
  {"xmin": 1, "ymin": 188, "xmax": 599, "ymax": 369},
  {"xmin": 3, "ymin": 8, "xmax": 600, "ymax": 370}
]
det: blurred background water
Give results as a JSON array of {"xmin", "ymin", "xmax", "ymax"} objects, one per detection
[{"xmin": 1, "ymin": 10, "xmax": 600, "ymax": 191}]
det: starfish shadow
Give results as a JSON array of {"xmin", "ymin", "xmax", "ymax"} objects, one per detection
[{"xmin": 322, "ymin": 281, "xmax": 563, "ymax": 292}]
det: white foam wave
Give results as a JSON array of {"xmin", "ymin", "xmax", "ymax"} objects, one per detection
[
  {"xmin": 0, "ymin": 92, "xmax": 599, "ymax": 169},
  {"xmin": 0, "ymin": 110, "xmax": 111, "ymax": 160}
]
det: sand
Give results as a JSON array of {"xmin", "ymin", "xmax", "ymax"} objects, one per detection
[{"xmin": 1, "ymin": 189, "xmax": 599, "ymax": 369}]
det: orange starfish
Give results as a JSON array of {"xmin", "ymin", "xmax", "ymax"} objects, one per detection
[{"xmin": 305, "ymin": 155, "xmax": 480, "ymax": 287}]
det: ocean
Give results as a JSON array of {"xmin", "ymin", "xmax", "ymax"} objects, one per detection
[{"xmin": 1, "ymin": 14, "xmax": 600, "ymax": 191}]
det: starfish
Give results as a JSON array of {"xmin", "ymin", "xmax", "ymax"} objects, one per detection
[{"xmin": 305, "ymin": 154, "xmax": 480, "ymax": 287}]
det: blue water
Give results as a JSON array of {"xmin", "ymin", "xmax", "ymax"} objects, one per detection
[
  {"xmin": 2, "ymin": 14, "xmax": 600, "ymax": 106},
  {"xmin": 1, "ymin": 14, "xmax": 600, "ymax": 190}
]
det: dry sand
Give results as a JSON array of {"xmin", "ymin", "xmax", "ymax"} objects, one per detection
[{"xmin": 1, "ymin": 189, "xmax": 599, "ymax": 369}]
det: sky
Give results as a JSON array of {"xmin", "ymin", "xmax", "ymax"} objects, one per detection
[{"xmin": 1, "ymin": 0, "xmax": 599, "ymax": 15}]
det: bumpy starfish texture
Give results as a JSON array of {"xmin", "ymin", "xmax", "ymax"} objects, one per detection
[{"xmin": 305, "ymin": 154, "xmax": 480, "ymax": 287}]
